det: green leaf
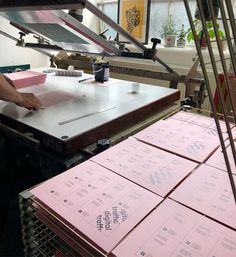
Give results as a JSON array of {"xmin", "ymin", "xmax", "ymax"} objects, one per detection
[
  {"xmin": 207, "ymin": 22, "xmax": 213, "ymax": 29},
  {"xmin": 187, "ymin": 31, "xmax": 193, "ymax": 42},
  {"xmin": 218, "ymin": 30, "xmax": 225, "ymax": 38},
  {"xmin": 208, "ymin": 29, "xmax": 215, "ymax": 38}
]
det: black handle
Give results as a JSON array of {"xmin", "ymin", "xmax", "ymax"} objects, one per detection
[{"xmin": 151, "ymin": 38, "xmax": 161, "ymax": 49}]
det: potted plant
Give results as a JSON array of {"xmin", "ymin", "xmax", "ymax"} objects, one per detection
[
  {"xmin": 177, "ymin": 24, "xmax": 186, "ymax": 48},
  {"xmin": 160, "ymin": 15, "xmax": 177, "ymax": 47},
  {"xmin": 186, "ymin": 19, "xmax": 225, "ymax": 48}
]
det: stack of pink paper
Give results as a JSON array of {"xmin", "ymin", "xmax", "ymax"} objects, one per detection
[
  {"xmin": 133, "ymin": 119, "xmax": 223, "ymax": 163},
  {"xmin": 112, "ymin": 199, "xmax": 236, "ymax": 257},
  {"xmin": 30, "ymin": 160, "xmax": 162, "ymax": 256},
  {"xmin": 91, "ymin": 138, "xmax": 197, "ymax": 197},
  {"xmin": 4, "ymin": 70, "xmax": 47, "ymax": 89},
  {"xmin": 170, "ymin": 164, "xmax": 236, "ymax": 230}
]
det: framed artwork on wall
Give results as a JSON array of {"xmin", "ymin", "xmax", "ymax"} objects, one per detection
[{"xmin": 118, "ymin": 0, "xmax": 151, "ymax": 44}]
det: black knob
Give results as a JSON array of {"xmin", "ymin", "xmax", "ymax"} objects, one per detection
[
  {"xmin": 19, "ymin": 32, "xmax": 25, "ymax": 39},
  {"xmin": 96, "ymin": 139, "xmax": 110, "ymax": 153},
  {"xmin": 151, "ymin": 38, "xmax": 161, "ymax": 49}
]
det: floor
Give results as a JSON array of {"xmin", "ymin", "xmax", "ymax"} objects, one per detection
[
  {"xmin": 0, "ymin": 186, "xmax": 23, "ymax": 257},
  {"xmin": 0, "ymin": 137, "xmax": 43, "ymax": 257}
]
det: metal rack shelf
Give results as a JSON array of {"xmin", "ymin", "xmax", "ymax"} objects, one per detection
[{"xmin": 184, "ymin": 0, "xmax": 236, "ymax": 203}]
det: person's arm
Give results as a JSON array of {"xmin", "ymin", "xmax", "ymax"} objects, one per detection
[{"xmin": 0, "ymin": 74, "xmax": 41, "ymax": 110}]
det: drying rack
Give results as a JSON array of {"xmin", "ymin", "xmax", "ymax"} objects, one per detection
[{"xmin": 184, "ymin": 0, "xmax": 236, "ymax": 204}]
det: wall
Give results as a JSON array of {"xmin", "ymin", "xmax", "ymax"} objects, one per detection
[
  {"xmin": 82, "ymin": 0, "xmax": 100, "ymax": 33},
  {"xmin": 0, "ymin": 16, "xmax": 49, "ymax": 69}
]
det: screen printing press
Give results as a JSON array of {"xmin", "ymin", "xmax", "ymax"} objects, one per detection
[
  {"xmin": 0, "ymin": 1, "xmax": 235, "ymax": 256},
  {"xmin": 0, "ymin": 69, "xmax": 180, "ymax": 177}
]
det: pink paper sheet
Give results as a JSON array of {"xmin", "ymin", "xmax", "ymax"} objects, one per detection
[
  {"xmin": 168, "ymin": 110, "xmax": 194, "ymax": 121},
  {"xmin": 30, "ymin": 160, "xmax": 162, "ymax": 254},
  {"xmin": 169, "ymin": 110, "xmax": 234, "ymax": 133},
  {"xmin": 37, "ymin": 90, "xmax": 78, "ymax": 107},
  {"xmin": 4, "ymin": 70, "xmax": 46, "ymax": 89},
  {"xmin": 112, "ymin": 199, "xmax": 236, "ymax": 257},
  {"xmin": 91, "ymin": 138, "xmax": 197, "ymax": 197},
  {"xmin": 206, "ymin": 139, "xmax": 236, "ymax": 175},
  {"xmin": 170, "ymin": 164, "xmax": 236, "ymax": 229},
  {"xmin": 133, "ymin": 119, "xmax": 222, "ymax": 163}
]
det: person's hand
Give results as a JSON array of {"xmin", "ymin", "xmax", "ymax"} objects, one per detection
[{"xmin": 15, "ymin": 92, "xmax": 41, "ymax": 110}]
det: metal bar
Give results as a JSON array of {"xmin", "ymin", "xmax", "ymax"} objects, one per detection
[
  {"xmin": 58, "ymin": 106, "xmax": 116, "ymax": 125},
  {"xmin": 208, "ymin": 0, "xmax": 236, "ymax": 202},
  {"xmin": 0, "ymin": 29, "xmax": 53, "ymax": 57},
  {"xmin": 218, "ymin": 2, "xmax": 236, "ymax": 118},
  {"xmin": 110, "ymin": 65, "xmax": 183, "ymax": 82},
  {"xmin": 207, "ymin": 1, "xmax": 236, "ymax": 122},
  {"xmin": 225, "ymin": 0, "xmax": 236, "ymax": 45},
  {"xmin": 199, "ymin": 0, "xmax": 236, "ymax": 203},
  {"xmin": 204, "ymin": 57, "xmax": 233, "ymax": 65},
  {"xmin": 183, "ymin": 0, "xmax": 236, "ymax": 204},
  {"xmin": 223, "ymin": 1, "xmax": 236, "ymax": 76}
]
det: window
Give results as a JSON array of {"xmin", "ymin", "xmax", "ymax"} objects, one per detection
[
  {"xmin": 98, "ymin": 0, "xmax": 118, "ymax": 40},
  {"xmin": 97, "ymin": 0, "xmax": 209, "ymax": 44},
  {"xmin": 149, "ymin": 0, "xmax": 196, "ymax": 41}
]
